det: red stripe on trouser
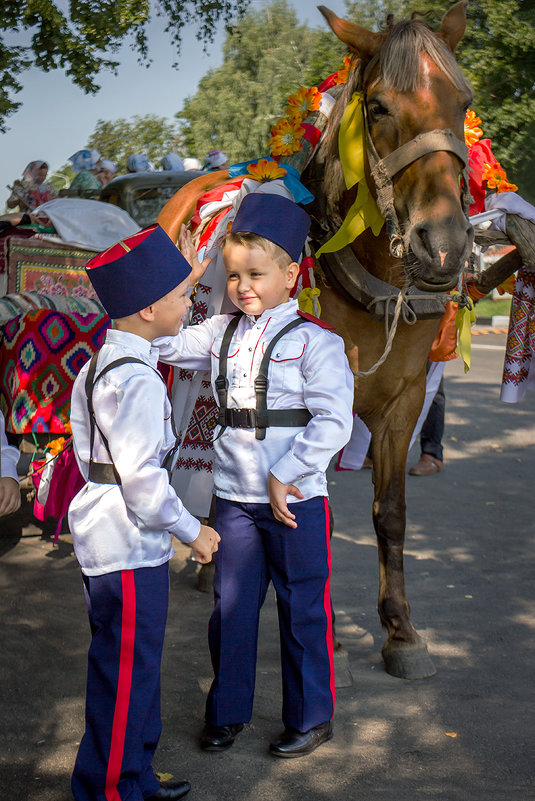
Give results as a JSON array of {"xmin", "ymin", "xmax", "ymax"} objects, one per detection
[
  {"xmin": 323, "ymin": 497, "xmax": 335, "ymax": 714},
  {"xmin": 105, "ymin": 571, "xmax": 136, "ymax": 801}
]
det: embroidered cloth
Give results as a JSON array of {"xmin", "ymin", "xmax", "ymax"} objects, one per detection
[
  {"xmin": 6, "ymin": 237, "xmax": 97, "ymax": 298},
  {"xmin": 500, "ymin": 267, "xmax": 535, "ymax": 402}
]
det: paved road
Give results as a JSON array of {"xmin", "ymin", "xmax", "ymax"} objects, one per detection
[{"xmin": 1, "ymin": 328, "xmax": 534, "ymax": 801}]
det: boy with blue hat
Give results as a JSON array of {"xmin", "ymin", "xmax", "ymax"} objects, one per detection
[
  {"xmin": 157, "ymin": 192, "xmax": 354, "ymax": 758},
  {"xmin": 68, "ymin": 223, "xmax": 220, "ymax": 801}
]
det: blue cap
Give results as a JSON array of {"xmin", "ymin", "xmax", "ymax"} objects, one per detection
[
  {"xmin": 86, "ymin": 224, "xmax": 191, "ymax": 319},
  {"xmin": 230, "ymin": 193, "xmax": 310, "ymax": 262}
]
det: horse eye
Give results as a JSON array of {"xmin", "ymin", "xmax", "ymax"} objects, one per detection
[{"xmin": 368, "ymin": 101, "xmax": 389, "ymax": 119}]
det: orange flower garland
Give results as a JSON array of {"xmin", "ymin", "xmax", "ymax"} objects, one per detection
[
  {"xmin": 285, "ymin": 86, "xmax": 321, "ymax": 122},
  {"xmin": 464, "ymin": 109, "xmax": 483, "ymax": 148},
  {"xmin": 334, "ymin": 56, "xmax": 352, "ymax": 85},
  {"xmin": 481, "ymin": 161, "xmax": 518, "ymax": 193},
  {"xmin": 246, "ymin": 159, "xmax": 287, "ymax": 182},
  {"xmin": 268, "ymin": 118, "xmax": 305, "ymax": 157}
]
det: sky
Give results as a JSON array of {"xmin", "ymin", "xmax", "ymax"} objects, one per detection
[{"xmin": 0, "ymin": 0, "xmax": 349, "ymax": 208}]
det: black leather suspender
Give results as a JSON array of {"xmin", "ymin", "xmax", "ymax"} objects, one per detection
[
  {"xmin": 215, "ymin": 314, "xmax": 312, "ymax": 441},
  {"xmin": 84, "ymin": 353, "xmax": 180, "ymax": 485}
]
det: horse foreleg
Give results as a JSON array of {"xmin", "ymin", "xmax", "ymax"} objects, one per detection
[{"xmin": 370, "ymin": 399, "xmax": 436, "ymax": 679}]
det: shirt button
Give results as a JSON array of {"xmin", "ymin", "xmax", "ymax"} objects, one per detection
[
  {"xmin": 243, "ymin": 372, "xmax": 247, "ymax": 377},
  {"xmin": 276, "ymin": 353, "xmax": 281, "ymax": 357},
  {"xmin": 249, "ymin": 347, "xmax": 253, "ymax": 352}
]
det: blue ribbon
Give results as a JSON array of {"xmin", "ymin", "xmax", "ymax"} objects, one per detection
[{"xmin": 228, "ymin": 159, "xmax": 314, "ymax": 205}]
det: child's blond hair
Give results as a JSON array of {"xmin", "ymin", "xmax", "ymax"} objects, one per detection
[{"xmin": 222, "ymin": 232, "xmax": 293, "ymax": 269}]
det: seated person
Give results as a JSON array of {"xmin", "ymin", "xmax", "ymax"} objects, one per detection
[
  {"xmin": 161, "ymin": 153, "xmax": 185, "ymax": 171},
  {"xmin": 97, "ymin": 159, "xmax": 117, "ymax": 187},
  {"xmin": 126, "ymin": 153, "xmax": 154, "ymax": 173},
  {"xmin": 69, "ymin": 149, "xmax": 102, "ymax": 192},
  {"xmin": 6, "ymin": 161, "xmax": 57, "ymax": 212}
]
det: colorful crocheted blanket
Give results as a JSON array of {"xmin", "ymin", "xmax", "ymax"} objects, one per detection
[{"xmin": 0, "ymin": 309, "xmax": 110, "ymax": 434}]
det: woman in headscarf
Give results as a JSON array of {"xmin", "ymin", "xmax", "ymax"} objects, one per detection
[
  {"xmin": 69, "ymin": 149, "xmax": 102, "ymax": 192},
  {"xmin": 160, "ymin": 153, "xmax": 184, "ymax": 171},
  {"xmin": 126, "ymin": 154, "xmax": 154, "ymax": 173},
  {"xmin": 97, "ymin": 159, "xmax": 118, "ymax": 187},
  {"xmin": 6, "ymin": 161, "xmax": 58, "ymax": 211},
  {"xmin": 203, "ymin": 150, "xmax": 229, "ymax": 171}
]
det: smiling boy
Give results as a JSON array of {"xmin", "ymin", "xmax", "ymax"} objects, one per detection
[{"xmin": 157, "ymin": 193, "xmax": 354, "ymax": 757}]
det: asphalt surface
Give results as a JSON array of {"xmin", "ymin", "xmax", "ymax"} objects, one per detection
[{"xmin": 1, "ymin": 327, "xmax": 534, "ymax": 801}]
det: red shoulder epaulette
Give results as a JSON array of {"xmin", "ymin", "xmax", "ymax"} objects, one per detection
[{"xmin": 297, "ymin": 310, "xmax": 336, "ymax": 331}]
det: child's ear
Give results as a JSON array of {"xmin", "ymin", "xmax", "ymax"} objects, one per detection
[
  {"xmin": 138, "ymin": 304, "xmax": 155, "ymax": 323},
  {"xmin": 286, "ymin": 261, "xmax": 300, "ymax": 289}
]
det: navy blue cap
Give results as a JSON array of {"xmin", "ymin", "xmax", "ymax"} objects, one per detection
[
  {"xmin": 86, "ymin": 224, "xmax": 191, "ymax": 319},
  {"xmin": 231, "ymin": 193, "xmax": 310, "ymax": 262}
]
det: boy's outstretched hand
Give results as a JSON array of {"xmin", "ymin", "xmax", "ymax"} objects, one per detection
[
  {"xmin": 268, "ymin": 473, "xmax": 304, "ymax": 529},
  {"xmin": 0, "ymin": 477, "xmax": 21, "ymax": 518},
  {"xmin": 178, "ymin": 224, "xmax": 211, "ymax": 285},
  {"xmin": 191, "ymin": 524, "xmax": 220, "ymax": 563}
]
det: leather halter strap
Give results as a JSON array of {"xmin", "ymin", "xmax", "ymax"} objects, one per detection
[{"xmin": 361, "ymin": 97, "xmax": 471, "ymax": 258}]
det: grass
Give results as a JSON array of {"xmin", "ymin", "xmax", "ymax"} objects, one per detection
[{"xmin": 474, "ymin": 294, "xmax": 512, "ymax": 320}]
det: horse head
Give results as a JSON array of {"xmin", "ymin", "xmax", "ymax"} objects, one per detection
[{"xmin": 317, "ymin": 1, "xmax": 474, "ymax": 292}]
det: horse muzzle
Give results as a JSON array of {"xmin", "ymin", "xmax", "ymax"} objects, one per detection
[{"xmin": 405, "ymin": 219, "xmax": 474, "ymax": 292}]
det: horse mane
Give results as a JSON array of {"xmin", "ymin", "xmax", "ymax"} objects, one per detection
[{"xmin": 317, "ymin": 16, "xmax": 472, "ymax": 225}]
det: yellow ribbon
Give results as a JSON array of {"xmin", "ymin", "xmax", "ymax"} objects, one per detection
[
  {"xmin": 297, "ymin": 287, "xmax": 321, "ymax": 317},
  {"xmin": 455, "ymin": 299, "xmax": 476, "ymax": 372},
  {"xmin": 316, "ymin": 92, "xmax": 384, "ymax": 256}
]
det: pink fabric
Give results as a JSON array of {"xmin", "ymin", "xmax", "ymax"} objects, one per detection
[{"xmin": 33, "ymin": 445, "xmax": 85, "ymax": 543}]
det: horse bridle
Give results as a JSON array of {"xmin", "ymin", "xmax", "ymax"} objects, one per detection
[{"xmin": 361, "ymin": 96, "xmax": 471, "ymax": 259}]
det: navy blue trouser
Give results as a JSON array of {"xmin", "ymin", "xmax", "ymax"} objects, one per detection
[
  {"xmin": 72, "ymin": 563, "xmax": 169, "ymax": 801},
  {"xmin": 421, "ymin": 376, "xmax": 445, "ymax": 461},
  {"xmin": 206, "ymin": 496, "xmax": 335, "ymax": 733}
]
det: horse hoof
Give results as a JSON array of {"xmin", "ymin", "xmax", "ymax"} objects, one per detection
[
  {"xmin": 382, "ymin": 640, "xmax": 436, "ymax": 679},
  {"xmin": 196, "ymin": 561, "xmax": 215, "ymax": 593},
  {"xmin": 334, "ymin": 644, "xmax": 353, "ymax": 688}
]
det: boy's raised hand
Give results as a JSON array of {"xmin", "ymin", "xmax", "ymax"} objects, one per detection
[
  {"xmin": 178, "ymin": 224, "xmax": 211, "ymax": 285},
  {"xmin": 191, "ymin": 523, "xmax": 220, "ymax": 563},
  {"xmin": 268, "ymin": 473, "xmax": 304, "ymax": 529}
]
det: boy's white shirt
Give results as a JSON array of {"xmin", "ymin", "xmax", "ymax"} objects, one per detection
[
  {"xmin": 69, "ymin": 328, "xmax": 200, "ymax": 577},
  {"xmin": 156, "ymin": 298, "xmax": 354, "ymax": 504},
  {"xmin": 0, "ymin": 411, "xmax": 19, "ymax": 483}
]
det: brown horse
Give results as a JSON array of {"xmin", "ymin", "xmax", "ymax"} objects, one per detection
[{"xmin": 158, "ymin": 1, "xmax": 475, "ymax": 679}]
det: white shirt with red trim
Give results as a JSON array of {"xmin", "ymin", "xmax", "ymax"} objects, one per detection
[
  {"xmin": 156, "ymin": 299, "xmax": 354, "ymax": 504},
  {"xmin": 69, "ymin": 329, "xmax": 201, "ymax": 577}
]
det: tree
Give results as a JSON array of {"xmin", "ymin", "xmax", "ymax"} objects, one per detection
[
  {"xmin": 86, "ymin": 114, "xmax": 183, "ymax": 172},
  {"xmin": 0, "ymin": 0, "xmax": 249, "ymax": 132},
  {"xmin": 176, "ymin": 0, "xmax": 346, "ymax": 163}
]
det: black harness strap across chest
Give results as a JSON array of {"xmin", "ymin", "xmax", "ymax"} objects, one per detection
[
  {"xmin": 85, "ymin": 353, "xmax": 179, "ymax": 485},
  {"xmin": 215, "ymin": 314, "xmax": 312, "ymax": 441}
]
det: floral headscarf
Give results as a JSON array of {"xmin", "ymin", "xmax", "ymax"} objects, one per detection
[{"xmin": 23, "ymin": 161, "xmax": 48, "ymax": 186}]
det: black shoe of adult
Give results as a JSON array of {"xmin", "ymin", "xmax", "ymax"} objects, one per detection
[
  {"xmin": 200, "ymin": 722, "xmax": 244, "ymax": 751},
  {"xmin": 269, "ymin": 721, "xmax": 333, "ymax": 758},
  {"xmin": 145, "ymin": 779, "xmax": 191, "ymax": 800}
]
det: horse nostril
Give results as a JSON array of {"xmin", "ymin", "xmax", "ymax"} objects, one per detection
[{"xmin": 412, "ymin": 223, "xmax": 435, "ymax": 259}]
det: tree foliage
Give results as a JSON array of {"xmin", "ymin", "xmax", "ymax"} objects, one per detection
[
  {"xmin": 86, "ymin": 114, "xmax": 182, "ymax": 172},
  {"xmin": 176, "ymin": 0, "xmax": 346, "ymax": 163},
  {"xmin": 0, "ymin": 0, "xmax": 249, "ymax": 132}
]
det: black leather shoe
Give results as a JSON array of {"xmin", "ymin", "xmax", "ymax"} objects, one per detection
[
  {"xmin": 269, "ymin": 721, "xmax": 333, "ymax": 758},
  {"xmin": 199, "ymin": 722, "xmax": 244, "ymax": 751},
  {"xmin": 145, "ymin": 779, "xmax": 191, "ymax": 800}
]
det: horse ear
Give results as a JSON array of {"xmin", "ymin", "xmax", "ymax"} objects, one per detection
[
  {"xmin": 318, "ymin": 6, "xmax": 385, "ymax": 61},
  {"xmin": 439, "ymin": 0, "xmax": 468, "ymax": 52}
]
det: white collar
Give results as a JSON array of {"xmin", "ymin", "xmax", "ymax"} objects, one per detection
[
  {"xmin": 104, "ymin": 328, "xmax": 160, "ymax": 365},
  {"xmin": 248, "ymin": 298, "xmax": 299, "ymax": 326}
]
